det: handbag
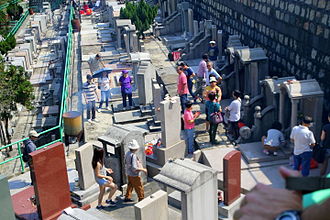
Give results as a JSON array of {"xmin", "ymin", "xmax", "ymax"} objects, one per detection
[
  {"xmin": 210, "ymin": 112, "xmax": 223, "ymax": 124},
  {"xmin": 313, "ymin": 143, "xmax": 327, "ymax": 163}
]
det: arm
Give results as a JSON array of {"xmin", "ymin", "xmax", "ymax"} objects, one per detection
[
  {"xmin": 132, "ymin": 155, "xmax": 147, "ymax": 173},
  {"xmin": 309, "ymin": 133, "xmax": 316, "ymax": 147},
  {"xmin": 217, "ymin": 88, "xmax": 222, "ymax": 102},
  {"xmin": 320, "ymin": 130, "xmax": 326, "ymax": 141},
  {"xmin": 94, "ymin": 163, "xmax": 111, "ymax": 180},
  {"xmin": 302, "ymin": 198, "xmax": 330, "ymax": 220}
]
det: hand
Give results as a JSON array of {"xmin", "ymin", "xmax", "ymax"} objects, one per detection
[
  {"xmin": 143, "ymin": 168, "xmax": 147, "ymax": 174},
  {"xmin": 233, "ymin": 167, "xmax": 302, "ymax": 220},
  {"xmin": 106, "ymin": 168, "xmax": 113, "ymax": 174},
  {"xmin": 107, "ymin": 176, "xmax": 113, "ymax": 182}
]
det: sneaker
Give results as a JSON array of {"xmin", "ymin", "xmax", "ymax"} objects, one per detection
[
  {"xmin": 263, "ymin": 149, "xmax": 270, "ymax": 155},
  {"xmin": 273, "ymin": 151, "xmax": 278, "ymax": 156},
  {"xmin": 92, "ymin": 118, "xmax": 100, "ymax": 122},
  {"xmin": 96, "ymin": 205, "xmax": 106, "ymax": 210},
  {"xmin": 97, "ymin": 108, "xmax": 101, "ymax": 113},
  {"xmin": 106, "ymin": 199, "xmax": 117, "ymax": 206},
  {"xmin": 107, "ymin": 106, "xmax": 112, "ymax": 110},
  {"xmin": 88, "ymin": 119, "xmax": 94, "ymax": 123},
  {"xmin": 123, "ymin": 107, "xmax": 127, "ymax": 111},
  {"xmin": 123, "ymin": 198, "xmax": 134, "ymax": 203}
]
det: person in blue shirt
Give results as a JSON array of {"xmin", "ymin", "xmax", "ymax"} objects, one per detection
[
  {"xmin": 208, "ymin": 41, "xmax": 219, "ymax": 61},
  {"xmin": 179, "ymin": 62, "xmax": 197, "ymax": 101},
  {"xmin": 22, "ymin": 130, "xmax": 39, "ymax": 185},
  {"xmin": 205, "ymin": 92, "xmax": 221, "ymax": 145}
]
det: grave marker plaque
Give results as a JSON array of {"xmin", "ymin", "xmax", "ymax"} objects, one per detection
[{"xmin": 223, "ymin": 150, "xmax": 241, "ymax": 206}]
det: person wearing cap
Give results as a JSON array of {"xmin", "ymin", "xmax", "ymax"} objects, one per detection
[
  {"xmin": 88, "ymin": 53, "xmax": 106, "ymax": 74},
  {"xmin": 119, "ymin": 70, "xmax": 133, "ymax": 110},
  {"xmin": 203, "ymin": 76, "xmax": 222, "ymax": 102},
  {"xmin": 208, "ymin": 41, "xmax": 219, "ymax": 61},
  {"xmin": 290, "ymin": 116, "xmax": 316, "ymax": 176},
  {"xmin": 124, "ymin": 140, "xmax": 147, "ymax": 202},
  {"xmin": 206, "ymin": 61, "xmax": 222, "ymax": 86},
  {"xmin": 22, "ymin": 130, "xmax": 39, "ymax": 185},
  {"xmin": 83, "ymin": 74, "xmax": 99, "ymax": 123}
]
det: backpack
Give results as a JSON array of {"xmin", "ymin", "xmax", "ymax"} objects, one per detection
[{"xmin": 22, "ymin": 146, "xmax": 29, "ymax": 162}]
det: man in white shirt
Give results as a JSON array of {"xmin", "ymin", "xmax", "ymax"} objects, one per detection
[
  {"xmin": 225, "ymin": 90, "xmax": 241, "ymax": 140},
  {"xmin": 205, "ymin": 61, "xmax": 222, "ymax": 86},
  {"xmin": 98, "ymin": 71, "xmax": 111, "ymax": 111},
  {"xmin": 290, "ymin": 116, "xmax": 316, "ymax": 176},
  {"xmin": 88, "ymin": 54, "xmax": 106, "ymax": 74}
]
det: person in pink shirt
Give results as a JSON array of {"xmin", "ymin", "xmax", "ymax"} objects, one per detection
[
  {"xmin": 183, "ymin": 101, "xmax": 200, "ymax": 154},
  {"xmin": 177, "ymin": 66, "xmax": 189, "ymax": 113},
  {"xmin": 195, "ymin": 54, "xmax": 209, "ymax": 101}
]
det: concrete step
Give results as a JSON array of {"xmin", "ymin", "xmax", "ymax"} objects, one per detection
[{"xmin": 168, "ymin": 190, "xmax": 181, "ymax": 209}]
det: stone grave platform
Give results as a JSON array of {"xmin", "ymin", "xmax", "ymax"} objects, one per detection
[
  {"xmin": 111, "ymin": 98, "xmax": 139, "ymax": 113},
  {"xmin": 239, "ymin": 142, "xmax": 291, "ymax": 164},
  {"xmin": 113, "ymin": 109, "xmax": 153, "ymax": 124}
]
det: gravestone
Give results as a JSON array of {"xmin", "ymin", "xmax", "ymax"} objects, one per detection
[
  {"xmin": 134, "ymin": 190, "xmax": 168, "ymax": 220},
  {"xmin": 30, "ymin": 142, "xmax": 72, "ymax": 219},
  {"xmin": 193, "ymin": 20, "xmax": 199, "ymax": 36},
  {"xmin": 152, "ymin": 79, "xmax": 163, "ymax": 121},
  {"xmin": 223, "ymin": 151, "xmax": 241, "ymax": 205},
  {"xmin": 154, "ymin": 159, "xmax": 218, "ymax": 220},
  {"xmin": 75, "ymin": 143, "xmax": 95, "ymax": 190},
  {"xmin": 0, "ymin": 175, "xmax": 15, "ymax": 220}
]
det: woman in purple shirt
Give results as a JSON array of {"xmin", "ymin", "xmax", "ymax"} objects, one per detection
[{"xmin": 119, "ymin": 70, "xmax": 133, "ymax": 109}]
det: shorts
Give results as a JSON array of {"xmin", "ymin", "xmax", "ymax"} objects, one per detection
[{"xmin": 95, "ymin": 178, "xmax": 108, "ymax": 186}]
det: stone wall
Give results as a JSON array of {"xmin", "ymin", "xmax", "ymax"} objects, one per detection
[{"xmin": 186, "ymin": 0, "xmax": 330, "ymax": 111}]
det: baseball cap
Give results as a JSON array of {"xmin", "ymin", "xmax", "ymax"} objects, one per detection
[
  {"xmin": 209, "ymin": 41, "xmax": 216, "ymax": 44},
  {"xmin": 86, "ymin": 74, "xmax": 93, "ymax": 80},
  {"xmin": 29, "ymin": 130, "xmax": 39, "ymax": 138},
  {"xmin": 210, "ymin": 77, "xmax": 217, "ymax": 83},
  {"xmin": 122, "ymin": 70, "xmax": 129, "ymax": 74}
]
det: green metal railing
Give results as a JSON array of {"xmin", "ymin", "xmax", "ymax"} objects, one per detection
[
  {"xmin": 6, "ymin": 9, "xmax": 29, "ymax": 38},
  {"xmin": 0, "ymin": 0, "xmax": 20, "ymax": 11},
  {"xmin": 0, "ymin": 4, "xmax": 74, "ymax": 172}
]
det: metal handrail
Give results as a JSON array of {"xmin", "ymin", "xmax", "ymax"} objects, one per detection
[
  {"xmin": 6, "ymin": 9, "xmax": 29, "ymax": 38},
  {"xmin": 0, "ymin": 3, "xmax": 74, "ymax": 172}
]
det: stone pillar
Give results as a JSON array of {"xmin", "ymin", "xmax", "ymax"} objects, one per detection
[
  {"xmin": 242, "ymin": 95, "xmax": 250, "ymax": 124},
  {"xmin": 290, "ymin": 99, "xmax": 299, "ymax": 128},
  {"xmin": 132, "ymin": 33, "xmax": 138, "ymax": 52},
  {"xmin": 253, "ymin": 106, "xmax": 262, "ymax": 140},
  {"xmin": 199, "ymin": 21, "xmax": 204, "ymax": 32},
  {"xmin": 167, "ymin": 0, "xmax": 171, "ymax": 16},
  {"xmin": 187, "ymin": 9, "xmax": 194, "ymax": 35},
  {"xmin": 217, "ymin": 30, "xmax": 223, "ymax": 58},
  {"xmin": 211, "ymin": 25, "xmax": 217, "ymax": 41},
  {"xmin": 223, "ymin": 151, "xmax": 241, "ymax": 206},
  {"xmin": 117, "ymin": 28, "xmax": 121, "ymax": 49},
  {"xmin": 234, "ymin": 55, "xmax": 240, "ymax": 90},
  {"xmin": 313, "ymin": 97, "xmax": 323, "ymax": 141},
  {"xmin": 279, "ymin": 89, "xmax": 285, "ymax": 126},
  {"xmin": 204, "ymin": 20, "xmax": 212, "ymax": 36},
  {"xmin": 123, "ymin": 33, "xmax": 130, "ymax": 53},
  {"xmin": 152, "ymin": 79, "xmax": 163, "ymax": 121},
  {"xmin": 135, "ymin": 190, "xmax": 168, "ymax": 220},
  {"xmin": 250, "ymin": 62, "xmax": 259, "ymax": 97},
  {"xmin": 193, "ymin": 20, "xmax": 199, "ymax": 36}
]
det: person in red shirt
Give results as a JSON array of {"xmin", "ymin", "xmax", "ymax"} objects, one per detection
[
  {"xmin": 177, "ymin": 67, "xmax": 189, "ymax": 114},
  {"xmin": 183, "ymin": 101, "xmax": 200, "ymax": 154}
]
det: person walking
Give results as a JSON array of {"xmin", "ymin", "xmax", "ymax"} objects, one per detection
[
  {"xmin": 88, "ymin": 53, "xmax": 106, "ymax": 74},
  {"xmin": 22, "ymin": 130, "xmax": 39, "ymax": 185},
  {"xmin": 205, "ymin": 62, "xmax": 222, "ymax": 86},
  {"xmin": 208, "ymin": 41, "xmax": 219, "ymax": 61},
  {"xmin": 119, "ymin": 70, "xmax": 133, "ymax": 110},
  {"xmin": 92, "ymin": 147, "xmax": 118, "ymax": 209},
  {"xmin": 83, "ymin": 74, "xmax": 99, "ymax": 123},
  {"xmin": 179, "ymin": 62, "xmax": 196, "ymax": 101},
  {"xmin": 177, "ymin": 66, "xmax": 189, "ymax": 114},
  {"xmin": 124, "ymin": 140, "xmax": 147, "ymax": 202},
  {"xmin": 206, "ymin": 93, "xmax": 221, "ymax": 145},
  {"xmin": 183, "ymin": 101, "xmax": 200, "ymax": 154},
  {"xmin": 320, "ymin": 112, "xmax": 330, "ymax": 176},
  {"xmin": 261, "ymin": 122, "xmax": 285, "ymax": 156},
  {"xmin": 290, "ymin": 116, "xmax": 316, "ymax": 177},
  {"xmin": 97, "ymin": 71, "xmax": 111, "ymax": 111},
  {"xmin": 225, "ymin": 90, "xmax": 241, "ymax": 140},
  {"xmin": 195, "ymin": 54, "xmax": 209, "ymax": 101}
]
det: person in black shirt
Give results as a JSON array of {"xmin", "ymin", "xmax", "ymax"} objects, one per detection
[{"xmin": 320, "ymin": 112, "xmax": 330, "ymax": 176}]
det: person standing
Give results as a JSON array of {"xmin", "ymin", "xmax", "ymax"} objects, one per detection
[
  {"xmin": 22, "ymin": 130, "xmax": 39, "ymax": 185},
  {"xmin": 98, "ymin": 71, "xmax": 111, "ymax": 111},
  {"xmin": 208, "ymin": 41, "xmax": 219, "ymax": 61},
  {"xmin": 320, "ymin": 112, "xmax": 330, "ymax": 176},
  {"xmin": 196, "ymin": 54, "xmax": 209, "ymax": 100},
  {"xmin": 205, "ymin": 62, "xmax": 222, "ymax": 86},
  {"xmin": 179, "ymin": 62, "xmax": 196, "ymax": 101},
  {"xmin": 183, "ymin": 101, "xmax": 200, "ymax": 154},
  {"xmin": 290, "ymin": 116, "xmax": 316, "ymax": 177},
  {"xmin": 83, "ymin": 74, "xmax": 99, "ymax": 123},
  {"xmin": 92, "ymin": 147, "xmax": 118, "ymax": 209},
  {"xmin": 177, "ymin": 66, "xmax": 189, "ymax": 114},
  {"xmin": 206, "ymin": 93, "xmax": 221, "ymax": 145},
  {"xmin": 124, "ymin": 140, "xmax": 147, "ymax": 202},
  {"xmin": 119, "ymin": 70, "xmax": 133, "ymax": 110},
  {"xmin": 225, "ymin": 90, "xmax": 241, "ymax": 140},
  {"xmin": 88, "ymin": 53, "xmax": 106, "ymax": 74}
]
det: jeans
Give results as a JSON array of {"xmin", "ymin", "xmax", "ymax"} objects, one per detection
[
  {"xmin": 122, "ymin": 92, "xmax": 133, "ymax": 107},
  {"xmin": 86, "ymin": 100, "xmax": 96, "ymax": 119},
  {"xmin": 229, "ymin": 121, "xmax": 239, "ymax": 140},
  {"xmin": 188, "ymin": 80, "xmax": 195, "ymax": 99},
  {"xmin": 293, "ymin": 151, "xmax": 313, "ymax": 176},
  {"xmin": 185, "ymin": 128, "xmax": 195, "ymax": 154},
  {"xmin": 99, "ymin": 90, "xmax": 110, "ymax": 108},
  {"xmin": 179, "ymin": 94, "xmax": 188, "ymax": 114},
  {"xmin": 209, "ymin": 123, "xmax": 218, "ymax": 144}
]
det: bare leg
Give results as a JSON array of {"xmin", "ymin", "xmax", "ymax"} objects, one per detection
[
  {"xmin": 320, "ymin": 157, "xmax": 329, "ymax": 176},
  {"xmin": 104, "ymin": 182, "xmax": 118, "ymax": 201},
  {"xmin": 98, "ymin": 185, "xmax": 105, "ymax": 206},
  {"xmin": 261, "ymin": 136, "xmax": 266, "ymax": 146}
]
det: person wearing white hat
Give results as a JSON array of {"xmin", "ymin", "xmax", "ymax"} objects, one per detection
[
  {"xmin": 124, "ymin": 140, "xmax": 147, "ymax": 202},
  {"xmin": 22, "ymin": 130, "xmax": 40, "ymax": 185},
  {"xmin": 208, "ymin": 40, "xmax": 219, "ymax": 61}
]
